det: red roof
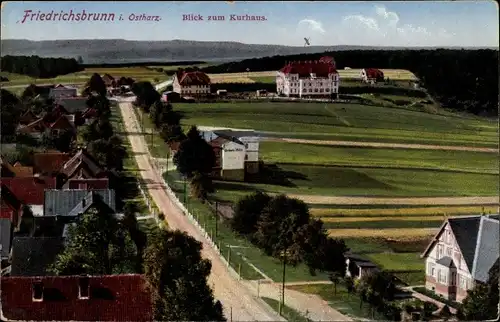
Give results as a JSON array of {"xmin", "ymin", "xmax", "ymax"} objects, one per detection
[
  {"xmin": 364, "ymin": 68, "xmax": 384, "ymax": 79},
  {"xmin": 1, "ymin": 274, "xmax": 153, "ymax": 322},
  {"xmin": 280, "ymin": 60, "xmax": 337, "ymax": 77},
  {"xmin": 49, "ymin": 115, "xmax": 74, "ymax": 130},
  {"xmin": 176, "ymin": 70, "xmax": 211, "ymax": 86},
  {"xmin": 66, "ymin": 178, "xmax": 109, "ymax": 190},
  {"xmin": 0, "ymin": 177, "xmax": 56, "ymax": 205},
  {"xmin": 33, "ymin": 152, "xmax": 72, "ymax": 174}
]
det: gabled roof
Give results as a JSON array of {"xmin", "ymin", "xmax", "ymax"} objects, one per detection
[
  {"xmin": 66, "ymin": 178, "xmax": 110, "ymax": 190},
  {"xmin": 436, "ymin": 256, "xmax": 456, "ymax": 268},
  {"xmin": 10, "ymin": 236, "xmax": 65, "ymax": 276},
  {"xmin": 17, "ymin": 118, "xmax": 48, "ymax": 133},
  {"xmin": 1, "ymin": 274, "xmax": 153, "ymax": 321},
  {"xmin": 44, "ymin": 189, "xmax": 116, "ymax": 217},
  {"xmin": 0, "ymin": 177, "xmax": 57, "ymax": 205},
  {"xmin": 176, "ymin": 70, "xmax": 211, "ymax": 86},
  {"xmin": 61, "ymin": 149, "xmax": 105, "ymax": 177},
  {"xmin": 0, "ymin": 155, "xmax": 17, "ymax": 177},
  {"xmin": 0, "ymin": 218, "xmax": 12, "ymax": 258},
  {"xmin": 1, "ymin": 184, "xmax": 22, "ymax": 211},
  {"xmin": 19, "ymin": 109, "xmax": 38, "ymax": 124},
  {"xmin": 280, "ymin": 60, "xmax": 337, "ymax": 77},
  {"xmin": 48, "ymin": 114, "xmax": 75, "ymax": 130},
  {"xmin": 56, "ymin": 97, "xmax": 89, "ymax": 114},
  {"xmin": 66, "ymin": 190, "xmax": 116, "ymax": 217},
  {"xmin": 33, "ymin": 151, "xmax": 72, "ymax": 174},
  {"xmin": 422, "ymin": 214, "xmax": 499, "ymax": 282},
  {"xmin": 202, "ymin": 130, "xmax": 247, "ymax": 146}
]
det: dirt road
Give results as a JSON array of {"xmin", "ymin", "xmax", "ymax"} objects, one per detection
[
  {"xmin": 266, "ymin": 137, "xmax": 499, "ymax": 153},
  {"xmin": 287, "ymin": 194, "xmax": 499, "ymax": 205},
  {"xmin": 118, "ymin": 101, "xmax": 283, "ymax": 321}
]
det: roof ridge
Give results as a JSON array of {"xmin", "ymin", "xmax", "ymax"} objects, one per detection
[{"xmin": 471, "ymin": 216, "xmax": 486, "ymax": 276}]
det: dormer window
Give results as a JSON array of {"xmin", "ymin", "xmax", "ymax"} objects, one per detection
[
  {"xmin": 78, "ymin": 276, "xmax": 90, "ymax": 299},
  {"xmin": 32, "ymin": 281, "xmax": 44, "ymax": 301}
]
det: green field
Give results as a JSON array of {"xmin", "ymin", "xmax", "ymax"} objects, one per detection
[
  {"xmin": 250, "ymin": 76, "xmax": 276, "ymax": 83},
  {"xmin": 174, "ymin": 102, "xmax": 497, "ymax": 147},
  {"xmin": 261, "ymin": 297, "xmax": 309, "ymax": 322},
  {"xmin": 0, "ymin": 67, "xmax": 168, "ymax": 86}
]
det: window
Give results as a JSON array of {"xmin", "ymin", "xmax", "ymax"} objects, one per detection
[
  {"xmin": 319, "ymin": 88, "xmax": 324, "ymax": 93},
  {"xmin": 451, "ymin": 272, "xmax": 457, "ymax": 286},
  {"xmin": 79, "ymin": 276, "xmax": 90, "ymax": 299},
  {"xmin": 245, "ymin": 143, "xmax": 248, "ymax": 149},
  {"xmin": 33, "ymin": 281, "xmax": 44, "ymax": 301},
  {"xmin": 244, "ymin": 154, "xmax": 248, "ymax": 161},
  {"xmin": 459, "ymin": 275, "xmax": 468, "ymax": 289},
  {"xmin": 438, "ymin": 270, "xmax": 446, "ymax": 284},
  {"xmin": 446, "ymin": 247, "xmax": 452, "ymax": 256},
  {"xmin": 447, "ymin": 230, "xmax": 451, "ymax": 243},
  {"xmin": 314, "ymin": 88, "xmax": 319, "ymax": 93},
  {"xmin": 431, "ymin": 267, "xmax": 436, "ymax": 277},
  {"xmin": 325, "ymin": 88, "xmax": 330, "ymax": 92},
  {"xmin": 437, "ymin": 244, "xmax": 444, "ymax": 258}
]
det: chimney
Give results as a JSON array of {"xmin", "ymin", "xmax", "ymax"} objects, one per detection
[{"xmin": 78, "ymin": 275, "xmax": 90, "ymax": 299}]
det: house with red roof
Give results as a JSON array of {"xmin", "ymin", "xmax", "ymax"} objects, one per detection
[
  {"xmin": 173, "ymin": 69, "xmax": 211, "ymax": 96},
  {"xmin": 33, "ymin": 151, "xmax": 72, "ymax": 176},
  {"xmin": 276, "ymin": 56, "xmax": 339, "ymax": 98},
  {"xmin": 1, "ymin": 274, "xmax": 153, "ymax": 321},
  {"xmin": 1, "ymin": 184, "xmax": 23, "ymax": 227},
  {"xmin": 49, "ymin": 84, "xmax": 78, "ymax": 100},
  {"xmin": 360, "ymin": 68, "xmax": 385, "ymax": 84},
  {"xmin": 1, "ymin": 177, "xmax": 57, "ymax": 206}
]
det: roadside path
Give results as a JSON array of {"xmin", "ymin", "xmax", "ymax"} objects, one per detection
[
  {"xmin": 287, "ymin": 194, "xmax": 499, "ymax": 205},
  {"xmin": 118, "ymin": 100, "xmax": 283, "ymax": 321},
  {"xmin": 265, "ymin": 137, "xmax": 498, "ymax": 153}
]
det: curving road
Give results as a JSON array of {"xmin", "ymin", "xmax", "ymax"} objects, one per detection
[{"xmin": 117, "ymin": 99, "xmax": 284, "ymax": 322}]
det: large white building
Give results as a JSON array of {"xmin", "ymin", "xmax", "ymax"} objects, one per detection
[
  {"xmin": 202, "ymin": 130, "xmax": 260, "ymax": 181},
  {"xmin": 276, "ymin": 56, "xmax": 339, "ymax": 98},
  {"xmin": 172, "ymin": 70, "xmax": 211, "ymax": 96}
]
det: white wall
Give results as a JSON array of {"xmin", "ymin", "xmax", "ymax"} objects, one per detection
[
  {"xmin": 276, "ymin": 71, "xmax": 339, "ymax": 97},
  {"xmin": 239, "ymin": 137, "xmax": 259, "ymax": 162},
  {"xmin": 221, "ymin": 141, "xmax": 245, "ymax": 170}
]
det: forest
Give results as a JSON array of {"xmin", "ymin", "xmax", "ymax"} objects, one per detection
[
  {"xmin": 201, "ymin": 49, "xmax": 499, "ymax": 116},
  {"xmin": 0, "ymin": 55, "xmax": 83, "ymax": 78}
]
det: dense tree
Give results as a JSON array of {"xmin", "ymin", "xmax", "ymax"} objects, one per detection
[
  {"xmin": 0, "ymin": 55, "xmax": 82, "ymax": 78},
  {"xmin": 143, "ymin": 229, "xmax": 225, "ymax": 321},
  {"xmin": 458, "ymin": 260, "xmax": 499, "ymax": 320},
  {"xmin": 131, "ymin": 81, "xmax": 161, "ymax": 111},
  {"xmin": 50, "ymin": 200, "xmax": 138, "ymax": 275},
  {"xmin": 87, "ymin": 73, "xmax": 107, "ymax": 96},
  {"xmin": 87, "ymin": 135, "xmax": 127, "ymax": 170},
  {"xmin": 149, "ymin": 101, "xmax": 183, "ymax": 128},
  {"xmin": 122, "ymin": 202, "xmax": 147, "ymax": 272},
  {"xmin": 82, "ymin": 117, "xmax": 114, "ymax": 142},
  {"xmin": 1, "ymin": 89, "xmax": 23, "ymax": 141},
  {"xmin": 173, "ymin": 126, "xmax": 216, "ymax": 178},
  {"xmin": 160, "ymin": 124, "xmax": 186, "ymax": 143},
  {"xmin": 87, "ymin": 95, "xmax": 111, "ymax": 117},
  {"xmin": 190, "ymin": 171, "xmax": 214, "ymax": 201},
  {"xmin": 42, "ymin": 129, "xmax": 75, "ymax": 152},
  {"xmin": 231, "ymin": 191, "xmax": 272, "ymax": 236}
]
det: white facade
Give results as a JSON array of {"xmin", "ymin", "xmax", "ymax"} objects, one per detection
[
  {"xmin": 276, "ymin": 72, "xmax": 339, "ymax": 98},
  {"xmin": 238, "ymin": 136, "xmax": 259, "ymax": 162},
  {"xmin": 172, "ymin": 75, "xmax": 210, "ymax": 95},
  {"xmin": 221, "ymin": 141, "xmax": 245, "ymax": 170},
  {"xmin": 49, "ymin": 87, "xmax": 78, "ymax": 99},
  {"xmin": 424, "ymin": 223, "xmax": 474, "ymax": 299}
]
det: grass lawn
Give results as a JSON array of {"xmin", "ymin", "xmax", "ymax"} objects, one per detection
[
  {"xmin": 175, "ymin": 102, "xmax": 497, "ymax": 147},
  {"xmin": 250, "ymin": 76, "xmax": 276, "ymax": 84},
  {"xmin": 365, "ymin": 252, "xmax": 424, "ymax": 272},
  {"xmin": 133, "ymin": 108, "xmax": 171, "ymax": 159},
  {"xmin": 261, "ymin": 297, "xmax": 309, "ymax": 322},
  {"xmin": 287, "ymin": 283, "xmax": 387, "ymax": 320},
  {"xmin": 0, "ymin": 67, "xmax": 168, "ymax": 86},
  {"xmin": 260, "ymin": 142, "xmax": 498, "ymax": 174},
  {"xmin": 212, "ymin": 164, "xmax": 499, "ymax": 202}
]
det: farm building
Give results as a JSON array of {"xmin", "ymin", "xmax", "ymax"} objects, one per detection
[
  {"xmin": 49, "ymin": 84, "xmax": 77, "ymax": 100},
  {"xmin": 276, "ymin": 56, "xmax": 339, "ymax": 98},
  {"xmin": 161, "ymin": 91, "xmax": 181, "ymax": 103},
  {"xmin": 360, "ymin": 68, "xmax": 384, "ymax": 84},
  {"xmin": 421, "ymin": 214, "xmax": 499, "ymax": 303},
  {"xmin": 217, "ymin": 89, "xmax": 228, "ymax": 96},
  {"xmin": 345, "ymin": 253, "xmax": 379, "ymax": 280},
  {"xmin": 201, "ymin": 129, "xmax": 260, "ymax": 181},
  {"xmin": 172, "ymin": 70, "xmax": 211, "ymax": 96}
]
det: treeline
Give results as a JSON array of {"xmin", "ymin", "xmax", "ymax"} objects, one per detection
[
  {"xmin": 82, "ymin": 60, "xmax": 206, "ymax": 68},
  {"xmin": 201, "ymin": 49, "xmax": 498, "ymax": 115},
  {"xmin": 0, "ymin": 55, "xmax": 83, "ymax": 78}
]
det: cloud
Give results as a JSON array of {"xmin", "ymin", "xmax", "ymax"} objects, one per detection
[
  {"xmin": 342, "ymin": 5, "xmax": 453, "ymax": 45},
  {"xmin": 343, "ymin": 15, "xmax": 379, "ymax": 30},
  {"xmin": 298, "ymin": 19, "xmax": 326, "ymax": 34}
]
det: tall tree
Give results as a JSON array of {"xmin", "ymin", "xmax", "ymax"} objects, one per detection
[
  {"xmin": 190, "ymin": 171, "xmax": 214, "ymax": 201},
  {"xmin": 173, "ymin": 126, "xmax": 216, "ymax": 178},
  {"xmin": 231, "ymin": 191, "xmax": 272, "ymax": 236},
  {"xmin": 0, "ymin": 89, "xmax": 23, "ymax": 141},
  {"xmin": 42, "ymin": 128, "xmax": 75, "ymax": 152},
  {"xmin": 143, "ymin": 229, "xmax": 226, "ymax": 321},
  {"xmin": 87, "ymin": 73, "xmax": 107, "ymax": 96}
]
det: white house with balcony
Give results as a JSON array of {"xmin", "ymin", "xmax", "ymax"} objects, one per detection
[
  {"xmin": 202, "ymin": 129, "xmax": 260, "ymax": 181},
  {"xmin": 276, "ymin": 56, "xmax": 339, "ymax": 98},
  {"xmin": 421, "ymin": 214, "xmax": 499, "ymax": 303}
]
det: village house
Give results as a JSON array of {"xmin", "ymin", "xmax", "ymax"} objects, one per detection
[
  {"xmin": 49, "ymin": 84, "xmax": 78, "ymax": 100},
  {"xmin": 102, "ymin": 73, "xmax": 116, "ymax": 88},
  {"xmin": 345, "ymin": 253, "xmax": 379, "ymax": 280},
  {"xmin": 360, "ymin": 68, "xmax": 385, "ymax": 84},
  {"xmin": 173, "ymin": 70, "xmax": 211, "ymax": 96},
  {"xmin": 43, "ymin": 189, "xmax": 116, "ymax": 218},
  {"xmin": 17, "ymin": 115, "xmax": 76, "ymax": 139},
  {"xmin": 0, "ymin": 274, "xmax": 153, "ymax": 321},
  {"xmin": 276, "ymin": 56, "xmax": 339, "ymax": 98},
  {"xmin": 57, "ymin": 149, "xmax": 110, "ymax": 187},
  {"xmin": 56, "ymin": 97, "xmax": 89, "ymax": 115},
  {"xmin": 202, "ymin": 129, "xmax": 260, "ymax": 181},
  {"xmin": 32, "ymin": 151, "xmax": 72, "ymax": 176},
  {"xmin": 10, "ymin": 236, "xmax": 65, "ymax": 276},
  {"xmin": 421, "ymin": 214, "xmax": 499, "ymax": 303},
  {"xmin": 19, "ymin": 110, "xmax": 38, "ymax": 125}
]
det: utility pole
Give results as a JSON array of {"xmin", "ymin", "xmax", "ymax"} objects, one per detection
[
  {"xmin": 278, "ymin": 248, "xmax": 287, "ymax": 316},
  {"xmin": 183, "ymin": 177, "xmax": 187, "ymax": 204}
]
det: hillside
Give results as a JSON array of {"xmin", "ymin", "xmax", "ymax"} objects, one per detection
[{"xmin": 0, "ymin": 39, "xmax": 492, "ymax": 64}]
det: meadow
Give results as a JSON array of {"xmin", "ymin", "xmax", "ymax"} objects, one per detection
[{"xmin": 174, "ymin": 102, "xmax": 497, "ymax": 147}]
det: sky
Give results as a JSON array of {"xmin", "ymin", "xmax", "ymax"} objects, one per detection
[{"xmin": 1, "ymin": 1, "xmax": 498, "ymax": 47}]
